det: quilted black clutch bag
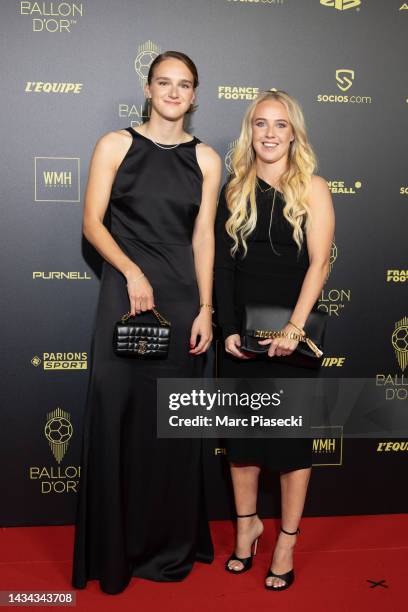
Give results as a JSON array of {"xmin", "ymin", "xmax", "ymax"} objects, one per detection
[
  {"xmin": 113, "ymin": 308, "xmax": 171, "ymax": 358},
  {"xmin": 241, "ymin": 303, "xmax": 327, "ymax": 368}
]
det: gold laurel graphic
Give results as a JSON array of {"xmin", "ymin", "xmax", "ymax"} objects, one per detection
[
  {"xmin": 392, "ymin": 316, "xmax": 408, "ymax": 373},
  {"xmin": 44, "ymin": 406, "xmax": 73, "ymax": 464}
]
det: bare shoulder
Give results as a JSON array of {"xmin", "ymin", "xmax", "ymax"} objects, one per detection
[
  {"xmin": 309, "ymin": 175, "xmax": 332, "ymax": 209},
  {"xmin": 95, "ymin": 129, "xmax": 132, "ymax": 152},
  {"xmin": 310, "ymin": 174, "xmax": 330, "ymax": 193},
  {"xmin": 196, "ymin": 142, "xmax": 222, "ymax": 176},
  {"xmin": 92, "ymin": 129, "xmax": 133, "ymax": 169}
]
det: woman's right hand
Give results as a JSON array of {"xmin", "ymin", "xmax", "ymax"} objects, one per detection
[
  {"xmin": 225, "ymin": 334, "xmax": 254, "ymax": 360},
  {"xmin": 125, "ymin": 270, "xmax": 155, "ymax": 315}
]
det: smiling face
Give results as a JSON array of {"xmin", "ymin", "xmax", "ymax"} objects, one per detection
[
  {"xmin": 251, "ymin": 99, "xmax": 295, "ymax": 165},
  {"xmin": 145, "ymin": 58, "xmax": 196, "ymax": 121}
]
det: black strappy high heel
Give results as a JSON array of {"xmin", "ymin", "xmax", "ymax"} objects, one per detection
[
  {"xmin": 265, "ymin": 526, "xmax": 300, "ymax": 591},
  {"xmin": 225, "ymin": 512, "xmax": 262, "ymax": 574}
]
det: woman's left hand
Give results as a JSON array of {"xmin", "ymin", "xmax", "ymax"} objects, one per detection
[
  {"xmin": 257, "ymin": 323, "xmax": 300, "ymax": 358},
  {"xmin": 189, "ymin": 309, "xmax": 213, "ymax": 355}
]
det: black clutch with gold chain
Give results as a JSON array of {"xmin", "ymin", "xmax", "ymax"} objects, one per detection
[
  {"xmin": 241, "ymin": 303, "xmax": 326, "ymax": 368},
  {"xmin": 113, "ymin": 308, "xmax": 171, "ymax": 358}
]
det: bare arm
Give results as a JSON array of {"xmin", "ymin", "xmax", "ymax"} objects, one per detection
[
  {"xmin": 189, "ymin": 144, "xmax": 222, "ymax": 355},
  {"xmin": 83, "ymin": 130, "xmax": 154, "ymax": 315},
  {"xmin": 289, "ymin": 175, "xmax": 335, "ymax": 328}
]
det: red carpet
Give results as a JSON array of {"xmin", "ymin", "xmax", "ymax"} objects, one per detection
[{"xmin": 0, "ymin": 515, "xmax": 407, "ymax": 611}]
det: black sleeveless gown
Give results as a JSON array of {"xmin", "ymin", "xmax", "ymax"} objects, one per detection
[
  {"xmin": 72, "ymin": 128, "xmax": 213, "ymax": 594},
  {"xmin": 214, "ymin": 179, "xmax": 319, "ymax": 471}
]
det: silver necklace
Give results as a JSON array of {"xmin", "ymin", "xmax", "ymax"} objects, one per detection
[{"xmin": 145, "ymin": 128, "xmax": 182, "ymax": 150}]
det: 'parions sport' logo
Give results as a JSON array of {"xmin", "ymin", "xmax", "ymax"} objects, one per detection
[
  {"xmin": 31, "ymin": 352, "xmax": 88, "ymax": 370},
  {"xmin": 317, "ymin": 69, "xmax": 372, "ymax": 104},
  {"xmin": 320, "ymin": 0, "xmax": 361, "ymax": 9}
]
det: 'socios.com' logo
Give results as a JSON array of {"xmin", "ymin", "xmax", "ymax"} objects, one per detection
[{"xmin": 317, "ymin": 69, "xmax": 372, "ymax": 104}]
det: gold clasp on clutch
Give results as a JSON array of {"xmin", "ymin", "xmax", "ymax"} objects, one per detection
[{"xmin": 137, "ymin": 340, "xmax": 148, "ymax": 354}]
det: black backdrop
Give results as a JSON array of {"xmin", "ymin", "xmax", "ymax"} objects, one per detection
[{"xmin": 1, "ymin": 0, "xmax": 407, "ymax": 525}]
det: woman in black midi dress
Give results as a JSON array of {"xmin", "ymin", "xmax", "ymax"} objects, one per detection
[
  {"xmin": 214, "ymin": 91, "xmax": 334, "ymax": 591},
  {"xmin": 72, "ymin": 52, "xmax": 221, "ymax": 594}
]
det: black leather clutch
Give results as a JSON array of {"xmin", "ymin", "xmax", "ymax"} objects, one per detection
[
  {"xmin": 241, "ymin": 303, "xmax": 327, "ymax": 367},
  {"xmin": 113, "ymin": 308, "xmax": 171, "ymax": 358}
]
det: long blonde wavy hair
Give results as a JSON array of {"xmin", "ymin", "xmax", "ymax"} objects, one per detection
[{"xmin": 225, "ymin": 90, "xmax": 317, "ymax": 257}]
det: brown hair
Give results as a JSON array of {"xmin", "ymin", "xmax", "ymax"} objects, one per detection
[{"xmin": 147, "ymin": 51, "xmax": 199, "ymax": 88}]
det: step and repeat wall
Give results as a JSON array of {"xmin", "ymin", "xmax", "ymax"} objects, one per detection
[{"xmin": 1, "ymin": 0, "xmax": 407, "ymax": 525}]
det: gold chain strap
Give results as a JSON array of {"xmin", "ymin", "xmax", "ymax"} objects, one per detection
[
  {"xmin": 254, "ymin": 329, "xmax": 322, "ymax": 358},
  {"xmin": 121, "ymin": 308, "xmax": 171, "ymax": 327}
]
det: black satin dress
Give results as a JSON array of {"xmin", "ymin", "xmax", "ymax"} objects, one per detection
[
  {"xmin": 214, "ymin": 180, "xmax": 318, "ymax": 472},
  {"xmin": 72, "ymin": 128, "xmax": 213, "ymax": 595}
]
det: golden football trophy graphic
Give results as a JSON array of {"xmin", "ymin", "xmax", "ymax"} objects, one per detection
[
  {"xmin": 328, "ymin": 240, "xmax": 338, "ymax": 276},
  {"xmin": 44, "ymin": 406, "xmax": 73, "ymax": 464},
  {"xmin": 224, "ymin": 139, "xmax": 238, "ymax": 175},
  {"xmin": 392, "ymin": 316, "xmax": 408, "ymax": 373},
  {"xmin": 134, "ymin": 40, "xmax": 161, "ymax": 88}
]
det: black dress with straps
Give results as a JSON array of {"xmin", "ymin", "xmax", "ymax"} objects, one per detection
[
  {"xmin": 214, "ymin": 179, "xmax": 318, "ymax": 472},
  {"xmin": 72, "ymin": 128, "xmax": 213, "ymax": 594}
]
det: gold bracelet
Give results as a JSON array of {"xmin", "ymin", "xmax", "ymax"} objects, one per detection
[
  {"xmin": 288, "ymin": 320, "xmax": 305, "ymax": 336},
  {"xmin": 200, "ymin": 303, "xmax": 214, "ymax": 313}
]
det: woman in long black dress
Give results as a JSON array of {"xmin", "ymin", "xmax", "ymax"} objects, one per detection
[
  {"xmin": 214, "ymin": 90, "xmax": 334, "ymax": 590},
  {"xmin": 72, "ymin": 51, "xmax": 222, "ymax": 594}
]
